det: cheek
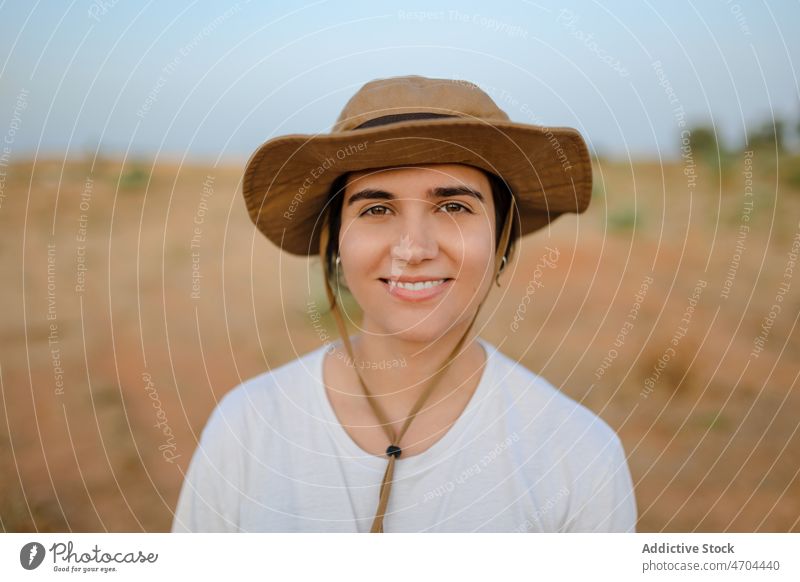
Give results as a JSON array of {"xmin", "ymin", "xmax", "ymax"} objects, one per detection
[
  {"xmin": 457, "ymin": 230, "xmax": 495, "ymax": 275},
  {"xmin": 338, "ymin": 221, "xmax": 381, "ymax": 282},
  {"xmin": 337, "ymin": 217, "xmax": 358, "ymax": 257}
]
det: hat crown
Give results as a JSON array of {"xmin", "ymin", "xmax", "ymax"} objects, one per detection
[{"xmin": 333, "ymin": 75, "xmax": 510, "ymax": 132}]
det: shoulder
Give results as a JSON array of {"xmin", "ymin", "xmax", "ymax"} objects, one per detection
[
  {"xmin": 201, "ymin": 345, "xmax": 325, "ymax": 439},
  {"xmin": 485, "ymin": 342, "xmax": 626, "ymax": 464},
  {"xmin": 485, "ymin": 343, "xmax": 636, "ymax": 530}
]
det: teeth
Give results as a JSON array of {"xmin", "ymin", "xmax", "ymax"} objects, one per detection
[{"xmin": 389, "ymin": 279, "xmax": 446, "ymax": 291}]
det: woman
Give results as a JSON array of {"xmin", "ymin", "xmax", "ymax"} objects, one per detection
[{"xmin": 172, "ymin": 75, "xmax": 637, "ymax": 533}]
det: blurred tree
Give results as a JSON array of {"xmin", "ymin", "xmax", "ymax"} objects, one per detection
[
  {"xmin": 684, "ymin": 124, "xmax": 729, "ymax": 182},
  {"xmin": 687, "ymin": 125, "xmax": 721, "ymax": 157},
  {"xmin": 748, "ymin": 118, "xmax": 785, "ymax": 152},
  {"xmin": 796, "ymin": 113, "xmax": 800, "ymax": 146}
]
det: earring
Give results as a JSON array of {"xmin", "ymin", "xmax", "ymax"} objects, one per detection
[{"xmin": 335, "ymin": 255, "xmax": 341, "ymax": 268}]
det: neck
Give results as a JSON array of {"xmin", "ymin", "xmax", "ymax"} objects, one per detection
[{"xmin": 338, "ymin": 323, "xmax": 482, "ymax": 408}]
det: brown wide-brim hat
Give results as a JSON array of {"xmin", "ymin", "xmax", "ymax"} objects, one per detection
[{"xmin": 242, "ymin": 75, "xmax": 593, "ymax": 256}]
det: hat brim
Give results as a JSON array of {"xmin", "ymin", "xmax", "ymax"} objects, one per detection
[{"xmin": 242, "ymin": 117, "xmax": 592, "ymax": 256}]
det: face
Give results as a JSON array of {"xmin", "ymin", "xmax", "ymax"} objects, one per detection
[{"xmin": 337, "ymin": 163, "xmax": 497, "ymax": 342}]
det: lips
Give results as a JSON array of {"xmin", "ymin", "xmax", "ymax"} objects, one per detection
[{"xmin": 379, "ymin": 278, "xmax": 454, "ymax": 302}]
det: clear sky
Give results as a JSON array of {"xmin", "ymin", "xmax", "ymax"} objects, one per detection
[{"xmin": 1, "ymin": 0, "xmax": 798, "ymax": 162}]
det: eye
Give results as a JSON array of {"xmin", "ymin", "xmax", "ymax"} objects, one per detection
[
  {"xmin": 439, "ymin": 201, "xmax": 471, "ymax": 214},
  {"xmin": 360, "ymin": 204, "xmax": 392, "ymax": 217}
]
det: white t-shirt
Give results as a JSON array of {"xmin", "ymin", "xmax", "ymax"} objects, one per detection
[{"xmin": 171, "ymin": 337, "xmax": 637, "ymax": 532}]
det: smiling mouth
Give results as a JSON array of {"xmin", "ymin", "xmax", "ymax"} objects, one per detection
[
  {"xmin": 379, "ymin": 278, "xmax": 453, "ymax": 291},
  {"xmin": 378, "ymin": 277, "xmax": 454, "ymax": 302}
]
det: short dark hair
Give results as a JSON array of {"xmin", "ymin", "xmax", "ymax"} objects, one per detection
[{"xmin": 322, "ymin": 168, "xmax": 520, "ymax": 286}]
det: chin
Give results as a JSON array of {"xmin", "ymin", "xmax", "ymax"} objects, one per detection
[{"xmin": 369, "ymin": 313, "xmax": 459, "ymax": 343}]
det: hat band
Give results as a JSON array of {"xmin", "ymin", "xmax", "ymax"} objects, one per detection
[{"xmin": 353, "ymin": 112, "xmax": 458, "ymax": 130}]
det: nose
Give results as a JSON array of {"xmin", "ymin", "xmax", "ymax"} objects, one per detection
[{"xmin": 390, "ymin": 211, "xmax": 439, "ymax": 264}]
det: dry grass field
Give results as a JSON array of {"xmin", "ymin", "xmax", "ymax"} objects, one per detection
[{"xmin": 1, "ymin": 151, "xmax": 798, "ymax": 532}]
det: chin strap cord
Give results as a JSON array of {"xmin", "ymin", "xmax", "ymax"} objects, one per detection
[{"xmin": 317, "ymin": 193, "xmax": 515, "ymax": 533}]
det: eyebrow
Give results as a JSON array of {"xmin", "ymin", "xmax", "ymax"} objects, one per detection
[{"xmin": 345, "ymin": 185, "xmax": 485, "ymax": 208}]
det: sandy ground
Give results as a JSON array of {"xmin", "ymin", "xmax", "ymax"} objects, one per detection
[{"xmin": 1, "ymin": 153, "xmax": 798, "ymax": 532}]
